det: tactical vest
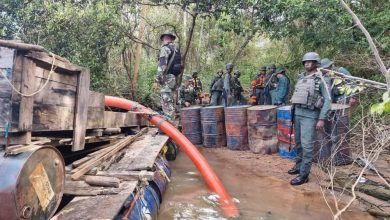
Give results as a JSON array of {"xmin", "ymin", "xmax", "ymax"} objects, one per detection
[
  {"xmin": 231, "ymin": 78, "xmax": 243, "ymax": 97},
  {"xmin": 291, "ymin": 75, "xmax": 324, "ymax": 110}
]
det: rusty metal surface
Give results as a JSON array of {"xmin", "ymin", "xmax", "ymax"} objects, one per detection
[
  {"xmin": 181, "ymin": 106, "xmax": 202, "ymax": 145},
  {"xmin": 247, "ymin": 105, "xmax": 278, "ymax": 154},
  {"xmin": 0, "ymin": 146, "xmax": 65, "ymax": 220},
  {"xmin": 247, "ymin": 105, "xmax": 277, "ymax": 125},
  {"xmin": 225, "ymin": 106, "xmax": 249, "ymax": 150},
  {"xmin": 201, "ymin": 106, "xmax": 226, "ymax": 147}
]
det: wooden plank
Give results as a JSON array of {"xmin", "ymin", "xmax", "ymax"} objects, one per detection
[
  {"xmin": 84, "ymin": 176, "xmax": 120, "ymax": 188},
  {"xmin": 18, "ymin": 57, "xmax": 36, "ymax": 145},
  {"xmin": 52, "ymin": 181, "xmax": 138, "ymax": 220},
  {"xmin": 86, "ymin": 106, "xmax": 105, "ymax": 129},
  {"xmin": 109, "ymin": 133, "xmax": 169, "ymax": 171},
  {"xmin": 72, "ymin": 68, "xmax": 90, "ymax": 151},
  {"xmin": 71, "ymin": 128, "xmax": 148, "ymax": 180},
  {"xmin": 103, "ymin": 111, "xmax": 140, "ymax": 128},
  {"xmin": 26, "ymin": 51, "xmax": 82, "ymax": 72},
  {"xmin": 32, "ymin": 105, "xmax": 74, "ymax": 130},
  {"xmin": 0, "ymin": 132, "xmax": 31, "ymax": 145},
  {"xmin": 96, "ymin": 170, "xmax": 155, "ymax": 181},
  {"xmin": 34, "ymin": 61, "xmax": 78, "ymax": 86},
  {"xmin": 89, "ymin": 91, "xmax": 104, "ymax": 108}
]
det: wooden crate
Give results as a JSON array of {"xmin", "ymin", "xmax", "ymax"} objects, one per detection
[{"xmin": 0, "ymin": 41, "xmax": 90, "ymax": 151}]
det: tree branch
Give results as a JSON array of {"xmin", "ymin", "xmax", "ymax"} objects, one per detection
[{"xmin": 340, "ymin": 0, "xmax": 389, "ymax": 77}]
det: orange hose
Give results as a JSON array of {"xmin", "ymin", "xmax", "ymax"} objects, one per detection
[{"xmin": 104, "ymin": 96, "xmax": 239, "ymax": 218}]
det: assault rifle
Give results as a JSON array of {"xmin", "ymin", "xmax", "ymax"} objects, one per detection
[{"xmin": 289, "ymin": 104, "xmax": 295, "ymax": 151}]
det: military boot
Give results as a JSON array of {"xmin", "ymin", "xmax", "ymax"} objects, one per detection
[
  {"xmin": 287, "ymin": 166, "xmax": 300, "ymax": 175},
  {"xmin": 290, "ymin": 175, "xmax": 309, "ymax": 186}
]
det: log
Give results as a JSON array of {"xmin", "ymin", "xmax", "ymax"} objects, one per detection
[
  {"xmin": 0, "ymin": 40, "xmax": 45, "ymax": 51},
  {"xmin": 84, "ymin": 176, "xmax": 120, "ymax": 188}
]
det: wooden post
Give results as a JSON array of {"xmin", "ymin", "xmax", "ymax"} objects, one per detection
[
  {"xmin": 72, "ymin": 68, "xmax": 90, "ymax": 151},
  {"xmin": 17, "ymin": 57, "xmax": 36, "ymax": 144}
]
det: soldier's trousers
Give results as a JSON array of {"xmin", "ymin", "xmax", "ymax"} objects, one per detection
[
  {"xmin": 269, "ymin": 89, "xmax": 277, "ymax": 105},
  {"xmin": 255, "ymin": 88, "xmax": 266, "ymax": 105},
  {"xmin": 210, "ymin": 91, "xmax": 223, "ymax": 106},
  {"xmin": 231, "ymin": 94, "xmax": 247, "ymax": 106},
  {"xmin": 160, "ymin": 89, "xmax": 175, "ymax": 120},
  {"xmin": 293, "ymin": 115, "xmax": 317, "ymax": 177}
]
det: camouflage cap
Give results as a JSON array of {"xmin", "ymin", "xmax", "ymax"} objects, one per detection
[
  {"xmin": 234, "ymin": 70, "xmax": 241, "ymax": 75},
  {"xmin": 276, "ymin": 68, "xmax": 285, "ymax": 74},
  {"xmin": 259, "ymin": 66, "xmax": 267, "ymax": 71},
  {"xmin": 337, "ymin": 67, "xmax": 351, "ymax": 76},
  {"xmin": 320, "ymin": 58, "xmax": 334, "ymax": 69},
  {"xmin": 160, "ymin": 31, "xmax": 176, "ymax": 41}
]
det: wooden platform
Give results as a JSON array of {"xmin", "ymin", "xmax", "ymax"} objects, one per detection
[{"xmin": 52, "ymin": 129, "xmax": 169, "ymax": 219}]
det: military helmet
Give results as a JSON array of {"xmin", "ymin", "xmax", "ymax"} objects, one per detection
[
  {"xmin": 192, "ymin": 71, "xmax": 198, "ymax": 75},
  {"xmin": 302, "ymin": 52, "xmax": 321, "ymax": 63},
  {"xmin": 259, "ymin": 66, "xmax": 267, "ymax": 71},
  {"xmin": 160, "ymin": 31, "xmax": 176, "ymax": 41},
  {"xmin": 268, "ymin": 64, "xmax": 276, "ymax": 69},
  {"xmin": 320, "ymin": 58, "xmax": 334, "ymax": 69},
  {"xmin": 337, "ymin": 67, "xmax": 351, "ymax": 76},
  {"xmin": 276, "ymin": 68, "xmax": 285, "ymax": 74},
  {"xmin": 184, "ymin": 75, "xmax": 192, "ymax": 81},
  {"xmin": 226, "ymin": 63, "xmax": 234, "ymax": 69},
  {"xmin": 234, "ymin": 70, "xmax": 241, "ymax": 75}
]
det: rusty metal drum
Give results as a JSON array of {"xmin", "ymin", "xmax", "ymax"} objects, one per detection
[
  {"xmin": 277, "ymin": 105, "xmax": 293, "ymax": 126},
  {"xmin": 225, "ymin": 105, "xmax": 250, "ymax": 150},
  {"xmin": 201, "ymin": 106, "xmax": 226, "ymax": 148},
  {"xmin": 181, "ymin": 106, "xmax": 202, "ymax": 145},
  {"xmin": 247, "ymin": 105, "xmax": 278, "ymax": 154},
  {"xmin": 0, "ymin": 146, "xmax": 65, "ymax": 220},
  {"xmin": 330, "ymin": 104, "xmax": 352, "ymax": 165}
]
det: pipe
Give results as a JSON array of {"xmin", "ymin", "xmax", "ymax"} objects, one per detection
[{"xmin": 104, "ymin": 96, "xmax": 239, "ymax": 218}]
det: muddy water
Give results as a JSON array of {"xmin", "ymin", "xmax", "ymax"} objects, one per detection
[{"xmin": 159, "ymin": 148, "xmax": 374, "ymax": 220}]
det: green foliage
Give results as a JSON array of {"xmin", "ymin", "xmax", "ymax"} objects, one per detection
[{"xmin": 371, "ymin": 92, "xmax": 390, "ymax": 115}]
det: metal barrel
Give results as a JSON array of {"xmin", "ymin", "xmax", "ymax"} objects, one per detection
[
  {"xmin": 313, "ymin": 104, "xmax": 352, "ymax": 165},
  {"xmin": 180, "ymin": 106, "xmax": 202, "ymax": 145},
  {"xmin": 277, "ymin": 105, "xmax": 293, "ymax": 126},
  {"xmin": 247, "ymin": 105, "xmax": 278, "ymax": 154},
  {"xmin": 330, "ymin": 104, "xmax": 352, "ymax": 166},
  {"xmin": 0, "ymin": 146, "xmax": 65, "ymax": 220},
  {"xmin": 201, "ymin": 106, "xmax": 226, "ymax": 147},
  {"xmin": 225, "ymin": 105, "xmax": 250, "ymax": 150}
]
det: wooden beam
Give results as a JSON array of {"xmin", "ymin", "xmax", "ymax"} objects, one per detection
[
  {"xmin": 26, "ymin": 51, "xmax": 82, "ymax": 72},
  {"xmin": 0, "ymin": 132, "xmax": 31, "ymax": 145},
  {"xmin": 18, "ymin": 57, "xmax": 36, "ymax": 132},
  {"xmin": 0, "ymin": 40, "xmax": 45, "ymax": 52},
  {"xmin": 72, "ymin": 68, "xmax": 90, "ymax": 152}
]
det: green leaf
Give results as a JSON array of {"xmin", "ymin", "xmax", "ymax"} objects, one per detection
[
  {"xmin": 383, "ymin": 92, "xmax": 390, "ymax": 102},
  {"xmin": 370, "ymin": 103, "xmax": 384, "ymax": 115},
  {"xmin": 384, "ymin": 100, "xmax": 390, "ymax": 113}
]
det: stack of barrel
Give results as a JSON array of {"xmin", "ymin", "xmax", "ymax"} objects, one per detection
[
  {"xmin": 247, "ymin": 106, "xmax": 278, "ymax": 154},
  {"xmin": 180, "ymin": 106, "xmax": 202, "ymax": 145},
  {"xmin": 224, "ymin": 106, "xmax": 249, "ymax": 150},
  {"xmin": 276, "ymin": 106, "xmax": 297, "ymax": 159},
  {"xmin": 201, "ymin": 106, "xmax": 226, "ymax": 148}
]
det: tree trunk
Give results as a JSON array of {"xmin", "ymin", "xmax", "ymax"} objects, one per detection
[
  {"xmin": 232, "ymin": 34, "xmax": 255, "ymax": 65},
  {"xmin": 122, "ymin": 47, "xmax": 134, "ymax": 100},
  {"xmin": 132, "ymin": 6, "xmax": 146, "ymax": 101}
]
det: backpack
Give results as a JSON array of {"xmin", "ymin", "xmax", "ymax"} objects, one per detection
[{"xmin": 166, "ymin": 44, "xmax": 182, "ymax": 76}]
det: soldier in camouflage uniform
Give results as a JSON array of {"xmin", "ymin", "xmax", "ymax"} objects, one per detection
[
  {"xmin": 288, "ymin": 52, "xmax": 331, "ymax": 185},
  {"xmin": 179, "ymin": 75, "xmax": 196, "ymax": 107},
  {"xmin": 266, "ymin": 64, "xmax": 278, "ymax": 105},
  {"xmin": 320, "ymin": 58, "xmax": 358, "ymax": 106},
  {"xmin": 209, "ymin": 69, "xmax": 224, "ymax": 106},
  {"xmin": 231, "ymin": 70, "xmax": 246, "ymax": 106},
  {"xmin": 155, "ymin": 32, "xmax": 178, "ymax": 120},
  {"xmin": 254, "ymin": 66, "xmax": 267, "ymax": 105},
  {"xmin": 223, "ymin": 63, "xmax": 234, "ymax": 106},
  {"xmin": 192, "ymin": 71, "xmax": 203, "ymax": 104}
]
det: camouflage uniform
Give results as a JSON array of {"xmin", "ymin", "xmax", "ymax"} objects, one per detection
[
  {"xmin": 156, "ymin": 42, "xmax": 176, "ymax": 119},
  {"xmin": 266, "ymin": 64, "xmax": 278, "ymax": 105},
  {"xmin": 192, "ymin": 72, "xmax": 203, "ymax": 102},
  {"xmin": 209, "ymin": 70, "xmax": 224, "ymax": 106},
  {"xmin": 231, "ymin": 71, "xmax": 246, "ymax": 106},
  {"xmin": 179, "ymin": 77, "xmax": 196, "ymax": 106},
  {"xmin": 223, "ymin": 63, "xmax": 234, "ymax": 107}
]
